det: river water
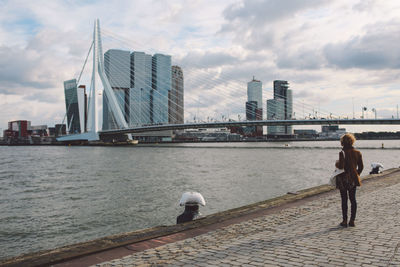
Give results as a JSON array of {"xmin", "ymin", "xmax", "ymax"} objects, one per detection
[{"xmin": 1, "ymin": 140, "xmax": 399, "ymax": 259}]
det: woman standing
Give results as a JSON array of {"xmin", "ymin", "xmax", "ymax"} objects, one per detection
[{"xmin": 336, "ymin": 133, "xmax": 363, "ymax": 227}]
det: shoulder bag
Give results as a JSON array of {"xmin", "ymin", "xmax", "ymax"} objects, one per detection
[{"xmin": 329, "ymin": 151, "xmax": 345, "ymax": 187}]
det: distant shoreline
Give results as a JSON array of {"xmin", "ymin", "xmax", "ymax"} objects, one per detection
[{"xmin": 0, "ymin": 137, "xmax": 399, "ymax": 146}]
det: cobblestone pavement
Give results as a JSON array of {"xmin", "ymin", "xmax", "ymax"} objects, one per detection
[{"xmin": 93, "ymin": 177, "xmax": 400, "ymax": 267}]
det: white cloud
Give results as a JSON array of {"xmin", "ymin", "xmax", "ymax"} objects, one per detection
[
  {"xmin": 0, "ymin": 0, "xmax": 400, "ymax": 132},
  {"xmin": 324, "ymin": 21, "xmax": 400, "ymax": 69}
]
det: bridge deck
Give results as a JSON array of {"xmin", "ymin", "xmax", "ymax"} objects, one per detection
[{"xmin": 99, "ymin": 118, "xmax": 400, "ymax": 135}]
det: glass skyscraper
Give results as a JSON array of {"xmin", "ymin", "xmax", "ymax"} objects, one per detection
[
  {"xmin": 151, "ymin": 54, "xmax": 171, "ymax": 124},
  {"xmin": 267, "ymin": 80, "xmax": 293, "ymax": 135},
  {"xmin": 101, "ymin": 49, "xmax": 174, "ymax": 128},
  {"xmin": 245, "ymin": 77, "xmax": 263, "ymax": 136},
  {"xmin": 247, "ymin": 77, "xmax": 263, "ymax": 110},
  {"xmin": 103, "ymin": 49, "xmax": 130, "ymax": 130},
  {"xmin": 130, "ymin": 51, "xmax": 153, "ymax": 126},
  {"xmin": 267, "ymin": 98, "xmax": 285, "ymax": 134},
  {"xmin": 64, "ymin": 79, "xmax": 85, "ymax": 134}
]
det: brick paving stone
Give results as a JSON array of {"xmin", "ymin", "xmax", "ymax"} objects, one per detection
[
  {"xmin": 235, "ymin": 258, "xmax": 250, "ymax": 264},
  {"xmin": 250, "ymin": 257, "xmax": 264, "ymax": 263},
  {"xmin": 318, "ymin": 264, "xmax": 337, "ymax": 267},
  {"xmin": 228, "ymin": 260, "xmax": 242, "ymax": 266},
  {"xmin": 248, "ymin": 261, "xmax": 264, "ymax": 266},
  {"xmin": 91, "ymin": 173, "xmax": 400, "ymax": 267}
]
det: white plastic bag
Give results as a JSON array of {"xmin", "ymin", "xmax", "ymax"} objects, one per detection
[
  {"xmin": 329, "ymin": 168, "xmax": 345, "ymax": 186},
  {"xmin": 330, "ymin": 150, "xmax": 345, "ymax": 187}
]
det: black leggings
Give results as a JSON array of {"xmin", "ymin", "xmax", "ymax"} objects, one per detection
[{"xmin": 340, "ymin": 187, "xmax": 357, "ymax": 221}]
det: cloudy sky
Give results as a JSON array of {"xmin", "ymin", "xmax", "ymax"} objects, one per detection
[{"xmin": 1, "ymin": 0, "xmax": 400, "ymax": 133}]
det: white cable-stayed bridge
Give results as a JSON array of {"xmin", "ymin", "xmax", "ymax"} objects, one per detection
[
  {"xmin": 99, "ymin": 119, "xmax": 400, "ymax": 136},
  {"xmin": 57, "ymin": 20, "xmax": 400, "ymax": 142}
]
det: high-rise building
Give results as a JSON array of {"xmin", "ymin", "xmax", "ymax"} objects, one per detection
[
  {"xmin": 267, "ymin": 98, "xmax": 285, "ymax": 134},
  {"xmin": 267, "ymin": 80, "xmax": 293, "ymax": 135},
  {"xmin": 151, "ymin": 54, "xmax": 171, "ymax": 124},
  {"xmin": 273, "ymin": 80, "xmax": 289, "ymax": 100},
  {"xmin": 247, "ymin": 77, "xmax": 262, "ymax": 109},
  {"xmin": 101, "ymin": 49, "xmax": 174, "ymax": 128},
  {"xmin": 170, "ymin": 66, "xmax": 184, "ymax": 124},
  {"xmin": 78, "ymin": 85, "xmax": 88, "ymax": 132},
  {"xmin": 130, "ymin": 51, "xmax": 153, "ymax": 126},
  {"xmin": 246, "ymin": 101, "xmax": 258, "ymax": 120},
  {"xmin": 245, "ymin": 77, "xmax": 263, "ymax": 136},
  {"xmin": 64, "ymin": 79, "xmax": 85, "ymax": 134},
  {"xmin": 103, "ymin": 49, "xmax": 130, "ymax": 130}
]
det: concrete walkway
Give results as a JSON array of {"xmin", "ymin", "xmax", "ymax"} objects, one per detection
[{"xmin": 91, "ymin": 170, "xmax": 400, "ymax": 267}]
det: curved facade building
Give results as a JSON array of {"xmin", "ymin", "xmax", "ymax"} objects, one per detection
[{"xmin": 267, "ymin": 80, "xmax": 293, "ymax": 135}]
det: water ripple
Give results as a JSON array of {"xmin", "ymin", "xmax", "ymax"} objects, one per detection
[{"xmin": 1, "ymin": 142, "xmax": 399, "ymax": 260}]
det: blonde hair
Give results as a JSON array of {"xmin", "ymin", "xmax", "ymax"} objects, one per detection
[{"xmin": 340, "ymin": 133, "xmax": 356, "ymax": 148}]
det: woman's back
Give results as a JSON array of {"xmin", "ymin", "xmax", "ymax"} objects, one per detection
[{"xmin": 339, "ymin": 147, "xmax": 363, "ymax": 187}]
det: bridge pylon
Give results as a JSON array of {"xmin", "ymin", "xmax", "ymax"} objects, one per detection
[{"xmin": 58, "ymin": 19, "xmax": 131, "ymax": 142}]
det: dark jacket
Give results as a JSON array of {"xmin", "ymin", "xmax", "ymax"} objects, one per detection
[{"xmin": 336, "ymin": 147, "xmax": 363, "ymax": 187}]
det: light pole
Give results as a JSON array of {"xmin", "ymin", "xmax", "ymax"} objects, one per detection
[
  {"xmin": 372, "ymin": 108, "xmax": 377, "ymax": 119},
  {"xmin": 361, "ymin": 107, "xmax": 367, "ymax": 119}
]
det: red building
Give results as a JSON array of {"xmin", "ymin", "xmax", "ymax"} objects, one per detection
[{"xmin": 8, "ymin": 120, "xmax": 29, "ymax": 137}]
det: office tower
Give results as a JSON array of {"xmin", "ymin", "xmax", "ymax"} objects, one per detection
[
  {"xmin": 267, "ymin": 98, "xmax": 285, "ymax": 134},
  {"xmin": 267, "ymin": 80, "xmax": 293, "ymax": 135},
  {"xmin": 78, "ymin": 85, "xmax": 87, "ymax": 132},
  {"xmin": 103, "ymin": 49, "xmax": 130, "ymax": 130},
  {"xmin": 246, "ymin": 77, "xmax": 263, "ymax": 136},
  {"xmin": 151, "ymin": 54, "xmax": 171, "ymax": 124},
  {"xmin": 246, "ymin": 101, "xmax": 258, "ymax": 120},
  {"xmin": 247, "ymin": 77, "xmax": 263, "ymax": 110},
  {"xmin": 130, "ymin": 51, "xmax": 153, "ymax": 126},
  {"xmin": 170, "ymin": 66, "xmax": 184, "ymax": 124},
  {"xmin": 64, "ymin": 79, "xmax": 85, "ymax": 134},
  {"xmin": 273, "ymin": 80, "xmax": 289, "ymax": 100}
]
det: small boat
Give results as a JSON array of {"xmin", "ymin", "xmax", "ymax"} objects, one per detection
[{"xmin": 127, "ymin": 139, "xmax": 139, "ymax": 145}]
